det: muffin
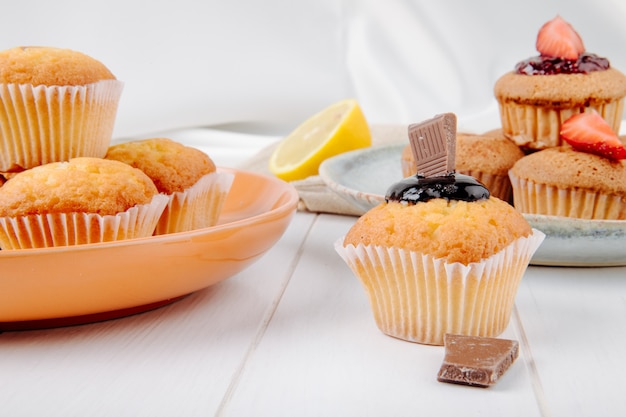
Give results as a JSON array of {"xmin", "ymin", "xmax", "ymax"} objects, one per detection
[
  {"xmin": 105, "ymin": 138, "xmax": 234, "ymax": 234},
  {"xmin": 494, "ymin": 16, "xmax": 626, "ymax": 150},
  {"xmin": 0, "ymin": 46, "xmax": 124, "ymax": 172},
  {"xmin": 336, "ymin": 114, "xmax": 544, "ymax": 345},
  {"xmin": 509, "ymin": 112, "xmax": 626, "ymax": 219},
  {"xmin": 401, "ymin": 132, "xmax": 525, "ymax": 202},
  {"xmin": 0, "ymin": 157, "xmax": 169, "ymax": 249}
]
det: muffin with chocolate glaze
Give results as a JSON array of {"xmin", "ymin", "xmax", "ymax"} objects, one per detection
[
  {"xmin": 105, "ymin": 138, "xmax": 234, "ymax": 234},
  {"xmin": 494, "ymin": 16, "xmax": 626, "ymax": 150},
  {"xmin": 336, "ymin": 114, "xmax": 544, "ymax": 345},
  {"xmin": 401, "ymin": 131, "xmax": 524, "ymax": 202},
  {"xmin": 0, "ymin": 157, "xmax": 169, "ymax": 249},
  {"xmin": 0, "ymin": 46, "xmax": 124, "ymax": 172}
]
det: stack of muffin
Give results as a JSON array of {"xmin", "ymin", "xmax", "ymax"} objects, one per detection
[
  {"xmin": 494, "ymin": 16, "xmax": 626, "ymax": 221},
  {"xmin": 403, "ymin": 15, "xmax": 626, "ymax": 220},
  {"xmin": 0, "ymin": 46, "xmax": 233, "ymax": 250}
]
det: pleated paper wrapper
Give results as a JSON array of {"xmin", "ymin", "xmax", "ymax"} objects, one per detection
[
  {"xmin": 335, "ymin": 230, "xmax": 545, "ymax": 346},
  {"xmin": 154, "ymin": 171, "xmax": 235, "ymax": 235},
  {"xmin": 0, "ymin": 194, "xmax": 169, "ymax": 250},
  {"xmin": 509, "ymin": 172, "xmax": 626, "ymax": 220},
  {"xmin": 496, "ymin": 98, "xmax": 624, "ymax": 150},
  {"xmin": 0, "ymin": 79, "xmax": 124, "ymax": 171},
  {"xmin": 460, "ymin": 170, "xmax": 513, "ymax": 203}
]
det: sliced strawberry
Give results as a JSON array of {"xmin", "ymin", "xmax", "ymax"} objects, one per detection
[
  {"xmin": 560, "ymin": 112, "xmax": 626, "ymax": 160},
  {"xmin": 536, "ymin": 15, "xmax": 585, "ymax": 60}
]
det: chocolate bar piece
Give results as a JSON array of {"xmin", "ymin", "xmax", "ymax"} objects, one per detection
[
  {"xmin": 408, "ymin": 113, "xmax": 456, "ymax": 177},
  {"xmin": 437, "ymin": 333, "xmax": 519, "ymax": 387}
]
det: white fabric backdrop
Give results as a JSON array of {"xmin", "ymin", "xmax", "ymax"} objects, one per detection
[
  {"xmin": 2, "ymin": 0, "xmax": 626, "ymax": 139},
  {"xmin": 346, "ymin": 0, "xmax": 626, "ymax": 131}
]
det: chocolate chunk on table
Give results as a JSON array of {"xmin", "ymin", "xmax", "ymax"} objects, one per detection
[{"xmin": 437, "ymin": 333, "xmax": 519, "ymax": 388}]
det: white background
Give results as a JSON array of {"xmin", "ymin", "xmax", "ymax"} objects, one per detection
[{"xmin": 2, "ymin": 0, "xmax": 626, "ymax": 139}]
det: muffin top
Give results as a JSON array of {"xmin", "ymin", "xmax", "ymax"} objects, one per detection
[
  {"xmin": 402, "ymin": 132, "xmax": 524, "ymax": 176},
  {"xmin": 105, "ymin": 138, "xmax": 217, "ymax": 194},
  {"xmin": 456, "ymin": 133, "xmax": 525, "ymax": 175},
  {"xmin": 0, "ymin": 46, "xmax": 116, "ymax": 86},
  {"xmin": 0, "ymin": 157, "xmax": 158, "ymax": 216},
  {"xmin": 343, "ymin": 197, "xmax": 532, "ymax": 264},
  {"xmin": 510, "ymin": 146, "xmax": 626, "ymax": 195},
  {"xmin": 494, "ymin": 68, "xmax": 626, "ymax": 107}
]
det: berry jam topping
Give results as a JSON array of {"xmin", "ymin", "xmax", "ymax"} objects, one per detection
[
  {"xmin": 515, "ymin": 52, "xmax": 610, "ymax": 75},
  {"xmin": 516, "ymin": 16, "xmax": 610, "ymax": 75},
  {"xmin": 385, "ymin": 173, "xmax": 490, "ymax": 204}
]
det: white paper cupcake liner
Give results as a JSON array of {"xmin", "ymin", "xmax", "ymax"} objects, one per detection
[
  {"xmin": 509, "ymin": 172, "xmax": 626, "ymax": 219},
  {"xmin": 462, "ymin": 170, "xmax": 512, "ymax": 203},
  {"xmin": 0, "ymin": 79, "xmax": 124, "ymax": 171},
  {"xmin": 0, "ymin": 193, "xmax": 168, "ymax": 249},
  {"xmin": 497, "ymin": 99, "xmax": 624, "ymax": 150},
  {"xmin": 154, "ymin": 171, "xmax": 234, "ymax": 235},
  {"xmin": 335, "ymin": 230, "xmax": 545, "ymax": 345}
]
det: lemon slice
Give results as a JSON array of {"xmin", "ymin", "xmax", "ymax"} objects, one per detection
[{"xmin": 269, "ymin": 99, "xmax": 371, "ymax": 182}]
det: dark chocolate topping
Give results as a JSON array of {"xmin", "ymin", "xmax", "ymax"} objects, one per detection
[
  {"xmin": 385, "ymin": 173, "xmax": 490, "ymax": 204},
  {"xmin": 515, "ymin": 52, "xmax": 610, "ymax": 75}
]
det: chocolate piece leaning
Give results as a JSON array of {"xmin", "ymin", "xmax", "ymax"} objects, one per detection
[
  {"xmin": 437, "ymin": 333, "xmax": 520, "ymax": 388},
  {"xmin": 408, "ymin": 112, "xmax": 456, "ymax": 177},
  {"xmin": 387, "ymin": 112, "xmax": 490, "ymax": 204}
]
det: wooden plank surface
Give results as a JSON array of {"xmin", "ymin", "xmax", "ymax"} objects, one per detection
[
  {"xmin": 221, "ymin": 214, "xmax": 541, "ymax": 417},
  {"xmin": 0, "ymin": 209, "xmax": 623, "ymax": 417},
  {"xmin": 0, "ymin": 212, "xmax": 316, "ymax": 417},
  {"xmin": 516, "ymin": 265, "xmax": 626, "ymax": 417}
]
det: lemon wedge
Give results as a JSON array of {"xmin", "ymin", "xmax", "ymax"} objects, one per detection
[{"xmin": 269, "ymin": 99, "xmax": 371, "ymax": 182}]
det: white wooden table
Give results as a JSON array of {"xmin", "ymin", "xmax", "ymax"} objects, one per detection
[{"xmin": 0, "ymin": 129, "xmax": 624, "ymax": 417}]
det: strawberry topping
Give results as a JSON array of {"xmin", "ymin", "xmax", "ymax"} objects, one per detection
[
  {"xmin": 560, "ymin": 112, "xmax": 626, "ymax": 161},
  {"xmin": 536, "ymin": 16, "xmax": 585, "ymax": 60}
]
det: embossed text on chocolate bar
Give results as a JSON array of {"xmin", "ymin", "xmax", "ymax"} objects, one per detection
[{"xmin": 408, "ymin": 113, "xmax": 456, "ymax": 177}]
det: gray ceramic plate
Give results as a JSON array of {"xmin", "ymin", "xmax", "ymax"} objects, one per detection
[{"xmin": 319, "ymin": 143, "xmax": 626, "ymax": 267}]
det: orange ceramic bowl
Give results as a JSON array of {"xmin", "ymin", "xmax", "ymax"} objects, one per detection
[{"xmin": 0, "ymin": 168, "xmax": 298, "ymax": 330}]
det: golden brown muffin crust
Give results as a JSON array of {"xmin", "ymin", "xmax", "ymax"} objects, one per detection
[
  {"xmin": 401, "ymin": 132, "xmax": 524, "ymax": 176},
  {"xmin": 456, "ymin": 133, "xmax": 524, "ymax": 175},
  {"xmin": 494, "ymin": 68, "xmax": 626, "ymax": 107},
  {"xmin": 105, "ymin": 138, "xmax": 217, "ymax": 194},
  {"xmin": 509, "ymin": 146, "xmax": 626, "ymax": 195},
  {"xmin": 0, "ymin": 157, "xmax": 158, "ymax": 216},
  {"xmin": 0, "ymin": 46, "xmax": 116, "ymax": 86},
  {"xmin": 343, "ymin": 197, "xmax": 532, "ymax": 264}
]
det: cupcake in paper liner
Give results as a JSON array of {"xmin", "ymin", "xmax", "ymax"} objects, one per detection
[
  {"xmin": 337, "ymin": 113, "xmax": 544, "ymax": 346},
  {"xmin": 509, "ymin": 150, "xmax": 626, "ymax": 220},
  {"xmin": 105, "ymin": 138, "xmax": 234, "ymax": 234},
  {"xmin": 0, "ymin": 46, "xmax": 124, "ymax": 171},
  {"xmin": 0, "ymin": 157, "xmax": 167, "ymax": 249},
  {"xmin": 493, "ymin": 16, "xmax": 626, "ymax": 151},
  {"xmin": 509, "ymin": 111, "xmax": 626, "ymax": 220},
  {"xmin": 153, "ymin": 171, "xmax": 234, "ymax": 235},
  {"xmin": 336, "ymin": 198, "xmax": 544, "ymax": 346}
]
